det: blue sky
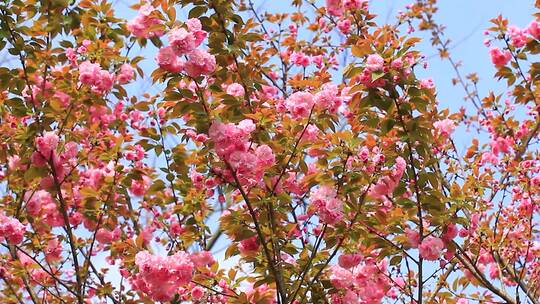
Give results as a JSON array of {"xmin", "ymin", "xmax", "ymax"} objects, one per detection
[{"xmin": 369, "ymin": 0, "xmax": 535, "ymax": 150}]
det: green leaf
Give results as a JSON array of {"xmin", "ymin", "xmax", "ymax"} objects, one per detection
[
  {"xmin": 24, "ymin": 166, "xmax": 46, "ymax": 182},
  {"xmin": 371, "ymin": 71, "xmax": 385, "ymax": 81},
  {"xmin": 189, "ymin": 6, "xmax": 208, "ymax": 19}
]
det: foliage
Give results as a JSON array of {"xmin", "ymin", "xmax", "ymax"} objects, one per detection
[{"xmin": 0, "ymin": 0, "xmax": 538, "ymax": 303}]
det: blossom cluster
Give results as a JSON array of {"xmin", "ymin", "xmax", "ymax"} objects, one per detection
[
  {"xmin": 325, "ymin": 0, "xmax": 368, "ymax": 17},
  {"xmin": 356, "ymin": 53, "xmax": 420, "ymax": 88},
  {"xmin": 130, "ymin": 250, "xmax": 195, "ymax": 302},
  {"xmin": 128, "ymin": 250, "xmax": 218, "ymax": 302},
  {"xmin": 78, "ymin": 61, "xmax": 134, "ymax": 93},
  {"xmin": 283, "ymin": 84, "xmax": 343, "ymax": 118},
  {"xmin": 0, "ymin": 214, "xmax": 25, "ymax": 244},
  {"xmin": 329, "ymin": 253, "xmax": 396, "ymax": 303},
  {"xmin": 127, "ymin": 5, "xmax": 164, "ymax": 38},
  {"xmin": 309, "ymin": 185, "xmax": 343, "ymax": 225},
  {"xmin": 368, "ymin": 157, "xmax": 406, "ymax": 202},
  {"xmin": 156, "ymin": 18, "xmax": 216, "ymax": 77},
  {"xmin": 488, "ymin": 20, "xmax": 540, "ymax": 66},
  {"xmin": 209, "ymin": 119, "xmax": 275, "ymax": 186}
]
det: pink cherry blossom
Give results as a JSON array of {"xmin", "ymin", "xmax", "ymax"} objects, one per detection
[
  {"xmin": 314, "ymin": 84, "xmax": 342, "ymax": 114},
  {"xmin": 338, "ymin": 253, "xmax": 362, "ymax": 269},
  {"xmin": 255, "ymin": 145, "xmax": 275, "ymax": 167},
  {"xmin": 156, "ymin": 46, "xmax": 183, "ymax": 73},
  {"xmin": 0, "ymin": 214, "xmax": 25, "ymax": 244},
  {"xmin": 131, "ymin": 250, "xmax": 194, "ymax": 301},
  {"xmin": 226, "ymin": 83, "xmax": 245, "ymax": 97},
  {"xmin": 168, "ymin": 28, "xmax": 198, "ymax": 55},
  {"xmin": 209, "ymin": 120, "xmax": 254, "ymax": 159},
  {"xmin": 185, "ymin": 18, "xmax": 207, "ymax": 45},
  {"xmin": 527, "ymin": 20, "xmax": 540, "ymax": 39},
  {"xmin": 508, "ymin": 25, "xmax": 527, "ymax": 47},
  {"xmin": 326, "ymin": 0, "xmax": 343, "ymax": 16},
  {"xmin": 183, "ymin": 49, "xmax": 216, "ymax": 77},
  {"xmin": 44, "ymin": 239, "xmax": 62, "ymax": 262},
  {"xmin": 117, "ymin": 63, "xmax": 135, "ymax": 84},
  {"xmin": 285, "ymin": 91, "xmax": 315, "ymax": 119},
  {"xmin": 442, "ymin": 224, "xmax": 458, "ymax": 241},
  {"xmin": 365, "ymin": 54, "xmax": 384, "ymax": 72},
  {"xmin": 239, "ymin": 236, "xmax": 259, "ymax": 256},
  {"xmin": 329, "ymin": 265, "xmax": 353, "ymax": 288},
  {"xmin": 329, "ymin": 255, "xmax": 392, "ymax": 303},
  {"xmin": 191, "ymin": 286, "xmax": 205, "ymax": 300},
  {"xmin": 191, "ymin": 251, "xmax": 215, "ymax": 267},
  {"xmin": 368, "ymin": 157, "xmax": 406, "ymax": 200},
  {"xmin": 127, "ymin": 5, "xmax": 164, "ymax": 38},
  {"xmin": 78, "ymin": 61, "xmax": 114, "ymax": 92},
  {"xmin": 419, "ymin": 236, "xmax": 444, "ymax": 261},
  {"xmin": 310, "ymin": 185, "xmax": 343, "ymax": 225},
  {"xmin": 78, "ymin": 61, "xmax": 101, "ymax": 85},
  {"xmin": 419, "ymin": 77, "xmax": 435, "ymax": 89},
  {"xmin": 130, "ymin": 175, "xmax": 151, "ymax": 197},
  {"xmin": 290, "ymin": 51, "xmax": 310, "ymax": 67},
  {"xmin": 337, "ymin": 19, "xmax": 351, "ymax": 34},
  {"xmin": 489, "ymin": 47, "xmax": 512, "ymax": 67},
  {"xmin": 433, "ymin": 118, "xmax": 455, "ymax": 138},
  {"xmin": 95, "ymin": 228, "xmax": 120, "ymax": 244},
  {"xmin": 405, "ymin": 228, "xmax": 420, "ymax": 248}
]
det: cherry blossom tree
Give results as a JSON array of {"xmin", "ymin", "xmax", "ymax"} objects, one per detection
[{"xmin": 0, "ymin": 0, "xmax": 539, "ymax": 303}]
